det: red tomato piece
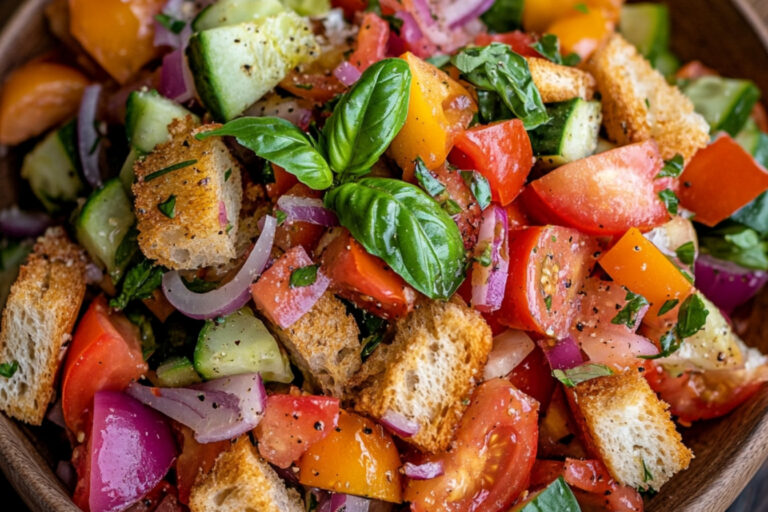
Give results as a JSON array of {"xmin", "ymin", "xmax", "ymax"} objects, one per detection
[
  {"xmin": 274, "ymin": 183, "xmax": 326, "ymax": 253},
  {"xmin": 320, "ymin": 228, "xmax": 416, "ymax": 319},
  {"xmin": 266, "ymin": 165, "xmax": 299, "ymax": 201},
  {"xmin": 474, "ymin": 31, "xmax": 543, "ymax": 58},
  {"xmin": 279, "ymin": 72, "xmax": 347, "ymax": 104},
  {"xmin": 432, "ymin": 164, "xmax": 483, "ymax": 249},
  {"xmin": 675, "ymin": 60, "xmax": 718, "ymax": 80},
  {"xmin": 497, "ymin": 226, "xmax": 598, "ymax": 338},
  {"xmin": 449, "ymin": 119, "xmax": 534, "ymax": 206},
  {"xmin": 506, "ymin": 345, "xmax": 556, "ymax": 411},
  {"xmin": 505, "ymin": 198, "xmax": 531, "ymax": 229},
  {"xmin": 331, "ymin": 0, "xmax": 367, "ymax": 18},
  {"xmin": 174, "ymin": 424, "xmax": 229, "ymax": 505},
  {"xmin": 521, "ymin": 140, "xmax": 670, "ymax": 235},
  {"xmin": 405, "ymin": 379, "xmax": 539, "ymax": 512},
  {"xmin": 349, "ymin": 13, "xmax": 389, "ymax": 72},
  {"xmin": 678, "ymin": 134, "xmax": 768, "ymax": 227},
  {"xmin": 254, "ymin": 394, "xmax": 340, "ymax": 468},
  {"xmin": 61, "ymin": 296, "xmax": 148, "ymax": 435}
]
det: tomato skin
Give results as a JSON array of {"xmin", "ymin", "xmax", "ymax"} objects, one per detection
[
  {"xmin": 432, "ymin": 164, "xmax": 483, "ymax": 249},
  {"xmin": 254, "ymin": 394, "xmax": 340, "ymax": 468},
  {"xmin": 174, "ymin": 424, "xmax": 229, "ymax": 505},
  {"xmin": 405, "ymin": 379, "xmax": 539, "ymax": 512},
  {"xmin": 449, "ymin": 120, "xmax": 534, "ymax": 206},
  {"xmin": 320, "ymin": 228, "xmax": 416, "ymax": 319},
  {"xmin": 521, "ymin": 140, "xmax": 669, "ymax": 235},
  {"xmin": 274, "ymin": 184, "xmax": 326, "ymax": 253},
  {"xmin": 331, "ymin": 0, "xmax": 367, "ymax": 18},
  {"xmin": 266, "ymin": 165, "xmax": 300, "ymax": 201},
  {"xmin": 474, "ymin": 32, "xmax": 543, "ymax": 58},
  {"xmin": 298, "ymin": 410, "xmax": 403, "ymax": 502},
  {"xmin": 497, "ymin": 226, "xmax": 597, "ymax": 338},
  {"xmin": 279, "ymin": 72, "xmax": 347, "ymax": 103},
  {"xmin": 62, "ymin": 296, "xmax": 148, "ymax": 436},
  {"xmin": 349, "ymin": 13, "xmax": 389, "ymax": 72},
  {"xmin": 506, "ymin": 346, "xmax": 556, "ymax": 411}
]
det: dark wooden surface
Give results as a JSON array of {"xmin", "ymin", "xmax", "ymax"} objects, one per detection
[{"xmin": 1, "ymin": 1, "xmax": 768, "ymax": 511}]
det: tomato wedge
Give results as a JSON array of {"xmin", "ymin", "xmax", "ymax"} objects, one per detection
[
  {"xmin": 474, "ymin": 32, "xmax": 543, "ymax": 58},
  {"xmin": 405, "ymin": 379, "xmax": 539, "ymax": 511},
  {"xmin": 254, "ymin": 394, "xmax": 340, "ymax": 468},
  {"xmin": 274, "ymin": 183, "xmax": 326, "ymax": 253},
  {"xmin": 174, "ymin": 424, "xmax": 229, "ymax": 505},
  {"xmin": 348, "ymin": 12, "xmax": 389, "ymax": 72},
  {"xmin": 496, "ymin": 226, "xmax": 598, "ymax": 338},
  {"xmin": 521, "ymin": 140, "xmax": 670, "ymax": 235},
  {"xmin": 266, "ymin": 164, "xmax": 300, "ymax": 201},
  {"xmin": 61, "ymin": 296, "xmax": 148, "ymax": 436},
  {"xmin": 432, "ymin": 164, "xmax": 483, "ymax": 249},
  {"xmin": 279, "ymin": 71, "xmax": 347, "ymax": 103},
  {"xmin": 449, "ymin": 119, "xmax": 534, "ymax": 206},
  {"xmin": 506, "ymin": 346, "xmax": 556, "ymax": 411}
]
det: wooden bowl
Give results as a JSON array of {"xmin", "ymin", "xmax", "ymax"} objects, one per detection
[{"xmin": 2, "ymin": 1, "xmax": 768, "ymax": 511}]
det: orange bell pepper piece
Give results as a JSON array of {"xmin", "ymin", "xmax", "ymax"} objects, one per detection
[
  {"xmin": 0, "ymin": 60, "xmax": 89, "ymax": 145},
  {"xmin": 599, "ymin": 228, "xmax": 694, "ymax": 318},
  {"xmin": 523, "ymin": 0, "xmax": 621, "ymax": 34},
  {"xmin": 547, "ymin": 8, "xmax": 615, "ymax": 60},
  {"xmin": 69, "ymin": 0, "xmax": 166, "ymax": 84},
  {"xmin": 678, "ymin": 134, "xmax": 768, "ymax": 227},
  {"xmin": 388, "ymin": 52, "xmax": 476, "ymax": 180}
]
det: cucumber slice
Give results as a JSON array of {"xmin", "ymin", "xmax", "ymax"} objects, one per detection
[
  {"xmin": 529, "ymin": 98, "xmax": 602, "ymax": 169},
  {"xmin": 156, "ymin": 356, "xmax": 202, "ymax": 387},
  {"xmin": 653, "ymin": 51, "xmax": 680, "ymax": 82},
  {"xmin": 193, "ymin": 0, "xmax": 285, "ymax": 31},
  {"xmin": 620, "ymin": 3, "xmax": 670, "ymax": 60},
  {"xmin": 125, "ymin": 90, "xmax": 197, "ymax": 153},
  {"xmin": 194, "ymin": 307, "xmax": 293, "ymax": 382},
  {"xmin": 74, "ymin": 179, "xmax": 136, "ymax": 281},
  {"xmin": 187, "ymin": 12, "xmax": 319, "ymax": 121},
  {"xmin": 119, "ymin": 148, "xmax": 141, "ymax": 192},
  {"xmin": 21, "ymin": 120, "xmax": 85, "ymax": 213},
  {"xmin": 682, "ymin": 76, "xmax": 761, "ymax": 136},
  {"xmin": 281, "ymin": 0, "xmax": 330, "ymax": 16}
]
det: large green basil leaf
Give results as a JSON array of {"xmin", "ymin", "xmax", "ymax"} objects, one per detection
[
  {"xmin": 323, "ymin": 58, "xmax": 411, "ymax": 177},
  {"xmin": 324, "ymin": 178, "xmax": 466, "ymax": 299},
  {"xmin": 452, "ymin": 43, "xmax": 549, "ymax": 129},
  {"xmin": 197, "ymin": 117, "xmax": 332, "ymax": 190}
]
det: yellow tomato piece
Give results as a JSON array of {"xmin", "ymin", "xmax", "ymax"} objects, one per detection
[
  {"xmin": 298, "ymin": 411, "xmax": 403, "ymax": 503},
  {"xmin": 523, "ymin": 0, "xmax": 622, "ymax": 33},
  {"xmin": 547, "ymin": 9, "xmax": 615, "ymax": 60},
  {"xmin": 599, "ymin": 228, "xmax": 694, "ymax": 318},
  {"xmin": 388, "ymin": 52, "xmax": 476, "ymax": 180},
  {"xmin": 69, "ymin": 0, "xmax": 166, "ymax": 84}
]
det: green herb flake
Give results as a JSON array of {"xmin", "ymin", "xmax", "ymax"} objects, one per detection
[
  {"xmin": 154, "ymin": 13, "xmax": 186, "ymax": 34},
  {"xmin": 224, "ymin": 168, "xmax": 232, "ymax": 182},
  {"xmin": 441, "ymin": 198, "xmax": 463, "ymax": 216},
  {"xmin": 144, "ymin": 159, "xmax": 198, "ymax": 182},
  {"xmin": 0, "ymin": 360, "xmax": 18, "ymax": 378},
  {"xmin": 530, "ymin": 34, "xmax": 563, "ymax": 65},
  {"xmin": 675, "ymin": 241, "xmax": 696, "ymax": 266},
  {"xmin": 414, "ymin": 157, "xmax": 446, "ymax": 197},
  {"xmin": 574, "ymin": 2, "xmax": 589, "ymax": 13},
  {"xmin": 642, "ymin": 458, "xmax": 654, "ymax": 484},
  {"xmin": 361, "ymin": 333, "xmax": 384, "ymax": 358},
  {"xmin": 656, "ymin": 154, "xmax": 684, "ymax": 178},
  {"xmin": 658, "ymin": 298, "xmax": 679, "ymax": 316},
  {"xmin": 290, "ymin": 264, "xmax": 320, "ymax": 288},
  {"xmin": 275, "ymin": 210, "xmax": 288, "ymax": 225},
  {"xmin": 294, "ymin": 83, "xmax": 314, "ymax": 90},
  {"xmin": 109, "ymin": 260, "xmax": 165, "ymax": 311},
  {"xmin": 553, "ymin": 363, "xmax": 614, "ymax": 388},
  {"xmin": 676, "ymin": 293, "xmax": 709, "ymax": 338},
  {"xmin": 425, "ymin": 55, "xmax": 451, "ymax": 68},
  {"xmin": 475, "ymin": 244, "xmax": 493, "ymax": 267},
  {"xmin": 544, "ymin": 294, "xmax": 553, "ymax": 311},
  {"xmin": 157, "ymin": 195, "xmax": 177, "ymax": 219},
  {"xmin": 562, "ymin": 53, "xmax": 582, "ymax": 66},
  {"xmin": 658, "ymin": 188, "xmax": 680, "ymax": 215},
  {"xmin": 461, "ymin": 170, "xmax": 492, "ymax": 210},
  {"xmin": 611, "ymin": 289, "xmax": 649, "ymax": 329},
  {"xmin": 383, "ymin": 14, "xmax": 404, "ymax": 34}
]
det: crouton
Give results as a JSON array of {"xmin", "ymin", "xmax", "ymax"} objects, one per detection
[
  {"xmin": 0, "ymin": 227, "xmax": 86, "ymax": 425},
  {"xmin": 527, "ymin": 57, "xmax": 596, "ymax": 103},
  {"xmin": 350, "ymin": 297, "xmax": 492, "ymax": 453},
  {"xmin": 189, "ymin": 437, "xmax": 303, "ymax": 512},
  {"xmin": 567, "ymin": 369, "xmax": 693, "ymax": 491},
  {"xmin": 585, "ymin": 34, "xmax": 709, "ymax": 161},
  {"xmin": 133, "ymin": 117, "xmax": 243, "ymax": 270},
  {"xmin": 272, "ymin": 291, "xmax": 361, "ymax": 398}
]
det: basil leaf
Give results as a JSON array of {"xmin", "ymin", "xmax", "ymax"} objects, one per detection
[
  {"xmin": 290, "ymin": 264, "xmax": 319, "ymax": 288},
  {"xmin": 461, "ymin": 170, "xmax": 492, "ymax": 210},
  {"xmin": 675, "ymin": 241, "xmax": 696, "ymax": 266},
  {"xmin": 414, "ymin": 158, "xmax": 446, "ymax": 197},
  {"xmin": 125, "ymin": 308, "xmax": 157, "ymax": 360},
  {"xmin": 611, "ymin": 290, "xmax": 649, "ymax": 329},
  {"xmin": 676, "ymin": 293, "xmax": 709, "ymax": 338},
  {"xmin": 480, "ymin": 0, "xmax": 524, "ymax": 33},
  {"xmin": 198, "ymin": 117, "xmax": 333, "ymax": 190},
  {"xmin": 658, "ymin": 188, "xmax": 679, "ymax": 215},
  {"xmin": 658, "ymin": 298, "xmax": 679, "ymax": 316},
  {"xmin": 476, "ymin": 90, "xmax": 514, "ymax": 124},
  {"xmin": 518, "ymin": 477, "xmax": 580, "ymax": 512},
  {"xmin": 157, "ymin": 194, "xmax": 176, "ymax": 219},
  {"xmin": 323, "ymin": 58, "xmax": 411, "ymax": 177},
  {"xmin": 699, "ymin": 223, "xmax": 768, "ymax": 270},
  {"xmin": 732, "ymin": 191, "xmax": 768, "ymax": 236},
  {"xmin": 109, "ymin": 260, "xmax": 165, "ymax": 311},
  {"xmin": 425, "ymin": 55, "xmax": 451, "ymax": 68},
  {"xmin": 324, "ymin": 178, "xmax": 466, "ymax": 299},
  {"xmin": 452, "ymin": 43, "xmax": 549, "ymax": 129},
  {"xmin": 656, "ymin": 154, "xmax": 684, "ymax": 178},
  {"xmin": 530, "ymin": 34, "xmax": 563, "ymax": 64},
  {"xmin": 553, "ymin": 363, "xmax": 614, "ymax": 388},
  {"xmin": 0, "ymin": 360, "xmax": 18, "ymax": 378}
]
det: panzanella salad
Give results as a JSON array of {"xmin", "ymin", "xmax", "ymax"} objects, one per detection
[{"xmin": 0, "ymin": 0, "xmax": 767, "ymax": 510}]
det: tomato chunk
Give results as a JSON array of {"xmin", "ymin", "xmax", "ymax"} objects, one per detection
[
  {"xmin": 432, "ymin": 164, "xmax": 483, "ymax": 249},
  {"xmin": 405, "ymin": 379, "xmax": 539, "ymax": 511},
  {"xmin": 174, "ymin": 424, "xmax": 229, "ymax": 505},
  {"xmin": 274, "ymin": 183, "xmax": 326, "ymax": 253},
  {"xmin": 320, "ymin": 228, "xmax": 416, "ymax": 319},
  {"xmin": 506, "ymin": 345, "xmax": 556, "ymax": 411},
  {"xmin": 279, "ymin": 71, "xmax": 347, "ymax": 104},
  {"xmin": 62, "ymin": 296, "xmax": 148, "ymax": 435},
  {"xmin": 266, "ymin": 165, "xmax": 300, "ymax": 201},
  {"xmin": 298, "ymin": 410, "xmax": 402, "ymax": 502},
  {"xmin": 497, "ymin": 226, "xmax": 597, "ymax": 338},
  {"xmin": 348, "ymin": 13, "xmax": 389, "ymax": 72},
  {"xmin": 254, "ymin": 394, "xmax": 340, "ymax": 468},
  {"xmin": 678, "ymin": 134, "xmax": 768, "ymax": 227},
  {"xmin": 474, "ymin": 32, "xmax": 542, "ymax": 58},
  {"xmin": 521, "ymin": 140, "xmax": 669, "ymax": 235},
  {"xmin": 449, "ymin": 120, "xmax": 534, "ymax": 206},
  {"xmin": 546, "ymin": 8, "xmax": 615, "ymax": 60}
]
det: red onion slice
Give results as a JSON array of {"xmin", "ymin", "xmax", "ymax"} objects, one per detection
[
  {"xmin": 483, "ymin": 330, "xmax": 535, "ymax": 381},
  {"xmin": 333, "ymin": 61, "xmax": 362, "ymax": 86},
  {"xmin": 162, "ymin": 215, "xmax": 276, "ymax": 319},
  {"xmin": 77, "ymin": 84, "xmax": 103, "ymax": 188},
  {"xmin": 396, "ymin": 11, "xmax": 424, "ymax": 43},
  {"xmin": 403, "ymin": 461, "xmax": 445, "ymax": 480},
  {"xmin": 471, "ymin": 205, "xmax": 509, "ymax": 313},
  {"xmin": 540, "ymin": 336, "xmax": 584, "ymax": 370},
  {"xmin": 193, "ymin": 373, "xmax": 267, "ymax": 426},
  {"xmin": 328, "ymin": 493, "xmax": 371, "ymax": 512},
  {"xmin": 444, "ymin": 0, "xmax": 495, "ymax": 29},
  {"xmin": 276, "ymin": 195, "xmax": 339, "ymax": 227},
  {"xmin": 411, "ymin": 0, "xmax": 436, "ymax": 26},
  {"xmin": 0, "ymin": 207, "xmax": 51, "ymax": 238},
  {"xmin": 379, "ymin": 409, "xmax": 419, "ymax": 437},
  {"xmin": 696, "ymin": 254, "xmax": 768, "ymax": 313},
  {"xmin": 218, "ymin": 201, "xmax": 228, "ymax": 228}
]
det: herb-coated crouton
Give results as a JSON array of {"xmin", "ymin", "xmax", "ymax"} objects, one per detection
[{"xmin": 527, "ymin": 57, "xmax": 597, "ymax": 103}]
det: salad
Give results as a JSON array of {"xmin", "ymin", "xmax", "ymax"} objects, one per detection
[{"xmin": 0, "ymin": 0, "xmax": 767, "ymax": 511}]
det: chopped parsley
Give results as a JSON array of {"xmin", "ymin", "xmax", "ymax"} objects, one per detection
[
  {"xmin": 656, "ymin": 154, "xmax": 684, "ymax": 178},
  {"xmin": 658, "ymin": 298, "xmax": 679, "ymax": 316},
  {"xmin": 275, "ymin": 210, "xmax": 288, "ymax": 225},
  {"xmin": 290, "ymin": 264, "xmax": 319, "ymax": 288},
  {"xmin": 157, "ymin": 195, "xmax": 177, "ymax": 219},
  {"xmin": 224, "ymin": 168, "xmax": 232, "ymax": 182},
  {"xmin": 675, "ymin": 241, "xmax": 696, "ymax": 266},
  {"xmin": 0, "ymin": 360, "xmax": 18, "ymax": 378},
  {"xmin": 553, "ymin": 363, "xmax": 613, "ymax": 387},
  {"xmin": 658, "ymin": 188, "xmax": 680, "ymax": 215},
  {"xmin": 611, "ymin": 289, "xmax": 649, "ymax": 329},
  {"xmin": 641, "ymin": 293, "xmax": 709, "ymax": 359},
  {"xmin": 544, "ymin": 294, "xmax": 553, "ymax": 311},
  {"xmin": 144, "ymin": 159, "xmax": 198, "ymax": 182},
  {"xmin": 109, "ymin": 260, "xmax": 165, "ymax": 311},
  {"xmin": 642, "ymin": 458, "xmax": 654, "ymax": 484}
]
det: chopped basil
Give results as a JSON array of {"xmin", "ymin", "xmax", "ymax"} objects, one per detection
[
  {"xmin": 361, "ymin": 332, "xmax": 384, "ymax": 358},
  {"xmin": 461, "ymin": 170, "xmax": 492, "ymax": 210},
  {"xmin": 157, "ymin": 194, "xmax": 176, "ymax": 218},
  {"xmin": 574, "ymin": 2, "xmax": 589, "ymax": 13},
  {"xmin": 155, "ymin": 13, "xmax": 186, "ymax": 34},
  {"xmin": 224, "ymin": 168, "xmax": 232, "ymax": 182},
  {"xmin": 414, "ymin": 158, "xmax": 446, "ymax": 197},
  {"xmin": 529, "ymin": 33, "xmax": 572, "ymax": 66},
  {"xmin": 480, "ymin": 0, "xmax": 524, "ymax": 33},
  {"xmin": 144, "ymin": 159, "xmax": 198, "ymax": 182},
  {"xmin": 699, "ymin": 223, "xmax": 768, "ymax": 270},
  {"xmin": 517, "ymin": 477, "xmax": 580, "ymax": 512},
  {"xmin": 544, "ymin": 294, "xmax": 553, "ymax": 311},
  {"xmin": 125, "ymin": 309, "xmax": 157, "ymax": 360},
  {"xmin": 290, "ymin": 264, "xmax": 319, "ymax": 288},
  {"xmin": 109, "ymin": 260, "xmax": 165, "ymax": 311},
  {"xmin": 0, "ymin": 360, "xmax": 18, "ymax": 378},
  {"xmin": 642, "ymin": 458, "xmax": 654, "ymax": 484},
  {"xmin": 656, "ymin": 154, "xmax": 684, "ymax": 178},
  {"xmin": 382, "ymin": 14, "xmax": 403, "ymax": 34},
  {"xmin": 675, "ymin": 241, "xmax": 696, "ymax": 266},
  {"xmin": 275, "ymin": 210, "xmax": 288, "ymax": 225},
  {"xmin": 641, "ymin": 293, "xmax": 709, "ymax": 359},
  {"xmin": 182, "ymin": 276, "xmax": 219, "ymax": 293},
  {"xmin": 611, "ymin": 289, "xmax": 649, "ymax": 329},
  {"xmin": 658, "ymin": 298, "xmax": 679, "ymax": 316},
  {"xmin": 425, "ymin": 55, "xmax": 451, "ymax": 68},
  {"xmin": 475, "ymin": 244, "xmax": 492, "ymax": 267},
  {"xmin": 553, "ymin": 363, "xmax": 614, "ymax": 387},
  {"xmin": 658, "ymin": 188, "xmax": 679, "ymax": 215},
  {"xmin": 441, "ymin": 198, "xmax": 463, "ymax": 216}
]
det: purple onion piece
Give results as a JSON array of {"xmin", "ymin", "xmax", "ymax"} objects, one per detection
[
  {"xmin": 403, "ymin": 461, "xmax": 445, "ymax": 480},
  {"xmin": 379, "ymin": 409, "xmax": 419, "ymax": 437},
  {"xmin": 276, "ymin": 195, "xmax": 339, "ymax": 227},
  {"xmin": 0, "ymin": 207, "xmax": 51, "ymax": 238},
  {"xmin": 77, "ymin": 84, "xmax": 103, "ymax": 188},
  {"xmin": 333, "ymin": 61, "xmax": 362, "ymax": 86},
  {"xmin": 541, "ymin": 336, "xmax": 584, "ymax": 370},
  {"xmin": 471, "ymin": 205, "xmax": 509, "ymax": 313},
  {"xmin": 695, "ymin": 254, "xmax": 768, "ymax": 313}
]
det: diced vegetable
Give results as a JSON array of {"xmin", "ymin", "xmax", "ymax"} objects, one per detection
[
  {"xmin": 510, "ymin": 477, "xmax": 580, "ymax": 512},
  {"xmin": 682, "ymin": 76, "xmax": 761, "ymax": 136},
  {"xmin": 282, "ymin": 0, "xmax": 331, "ymax": 16},
  {"xmin": 506, "ymin": 346, "xmax": 557, "ymax": 410},
  {"xmin": 696, "ymin": 254, "xmax": 768, "ymax": 314},
  {"xmin": 175, "ymin": 425, "xmax": 229, "ymax": 504},
  {"xmin": 528, "ymin": 98, "xmax": 602, "ymax": 170},
  {"xmin": 193, "ymin": 307, "xmax": 293, "ymax": 382},
  {"xmin": 619, "ymin": 3, "xmax": 670, "ymax": 60},
  {"xmin": 546, "ymin": 8, "xmax": 614, "ymax": 60},
  {"xmin": 192, "ymin": 0, "xmax": 286, "ymax": 31},
  {"xmin": 348, "ymin": 12, "xmax": 389, "ymax": 72},
  {"xmin": 678, "ymin": 134, "xmax": 768, "ymax": 227},
  {"xmin": 125, "ymin": 89, "xmax": 198, "ymax": 153},
  {"xmin": 155, "ymin": 356, "xmax": 202, "ymax": 388}
]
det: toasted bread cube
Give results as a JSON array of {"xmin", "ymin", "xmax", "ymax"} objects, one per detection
[
  {"xmin": 586, "ymin": 34, "xmax": 709, "ymax": 161},
  {"xmin": 567, "ymin": 369, "xmax": 693, "ymax": 490},
  {"xmin": 273, "ymin": 291, "xmax": 361, "ymax": 398},
  {"xmin": 527, "ymin": 57, "xmax": 596, "ymax": 103},
  {"xmin": 0, "ymin": 227, "xmax": 86, "ymax": 424},
  {"xmin": 189, "ymin": 437, "xmax": 303, "ymax": 512},
  {"xmin": 133, "ymin": 117, "xmax": 243, "ymax": 270},
  {"xmin": 350, "ymin": 297, "xmax": 492, "ymax": 453}
]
